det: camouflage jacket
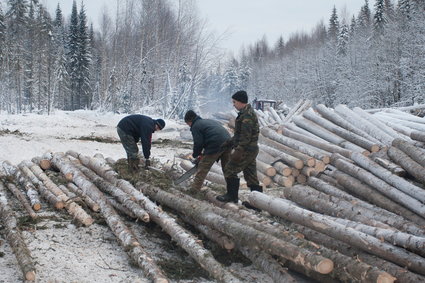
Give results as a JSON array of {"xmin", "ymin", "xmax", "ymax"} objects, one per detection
[{"xmin": 232, "ymin": 104, "xmax": 259, "ymax": 152}]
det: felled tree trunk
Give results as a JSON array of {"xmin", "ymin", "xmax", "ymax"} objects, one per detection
[
  {"xmin": 293, "ymin": 223, "xmax": 423, "ymax": 283},
  {"xmin": 272, "ymin": 173, "xmax": 294, "ymax": 187},
  {"xmin": 388, "ymin": 147, "xmax": 425, "ymax": 185},
  {"xmin": 248, "ymin": 192, "xmax": 425, "ymax": 276},
  {"xmin": 17, "ymin": 162, "xmax": 64, "ymax": 210},
  {"xmin": 69, "ymin": 152, "xmax": 242, "ymax": 283},
  {"xmin": 256, "ymin": 159, "xmax": 276, "ymax": 177},
  {"xmin": 260, "ymin": 135, "xmax": 316, "ymax": 167},
  {"xmin": 138, "ymin": 183, "xmax": 334, "ymax": 275},
  {"xmin": 280, "ymin": 185, "xmax": 392, "ymax": 229},
  {"xmin": 24, "ymin": 160, "xmax": 94, "ymax": 226},
  {"xmin": 4, "ymin": 182, "xmax": 37, "ymax": 219},
  {"xmin": 331, "ymin": 154, "xmax": 425, "ymax": 218},
  {"xmin": 327, "ymin": 169, "xmax": 425, "ymax": 232},
  {"xmin": 73, "ymin": 161, "xmax": 150, "ymax": 222},
  {"xmin": 334, "ymin": 105, "xmax": 394, "ymax": 145},
  {"xmin": 292, "ymin": 115, "xmax": 369, "ymax": 154},
  {"xmin": 315, "ymin": 104, "xmax": 382, "ymax": 144},
  {"xmin": 1, "ymin": 160, "xmax": 41, "ymax": 211},
  {"xmin": 392, "ymin": 138, "xmax": 425, "ymax": 167},
  {"xmin": 50, "ymin": 153, "xmax": 169, "ymax": 283},
  {"xmin": 260, "ymin": 144, "xmax": 304, "ymax": 169},
  {"xmin": 303, "ymin": 108, "xmax": 380, "ymax": 152},
  {"xmin": 350, "ymin": 152, "xmax": 425, "ymax": 202},
  {"xmin": 372, "ymin": 156, "xmax": 406, "ymax": 176},
  {"xmin": 66, "ymin": 182, "xmax": 100, "ymax": 212},
  {"xmin": 0, "ymin": 182, "xmax": 36, "ymax": 281}
]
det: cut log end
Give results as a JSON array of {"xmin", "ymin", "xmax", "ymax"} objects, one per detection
[
  {"xmin": 32, "ymin": 203, "xmax": 41, "ymax": 211},
  {"xmin": 316, "ymin": 258, "xmax": 334, "ymax": 274},
  {"xmin": 377, "ymin": 273, "xmax": 396, "ymax": 283},
  {"xmin": 65, "ymin": 173, "xmax": 73, "ymax": 182},
  {"xmin": 294, "ymin": 160, "xmax": 304, "ymax": 170},
  {"xmin": 321, "ymin": 156, "xmax": 330, "ymax": 164},
  {"xmin": 141, "ymin": 214, "xmax": 150, "ymax": 223},
  {"xmin": 55, "ymin": 201, "xmax": 65, "ymax": 210},
  {"xmin": 282, "ymin": 168, "xmax": 292, "ymax": 176},
  {"xmin": 371, "ymin": 144, "xmax": 380, "ymax": 153},
  {"xmin": 25, "ymin": 270, "xmax": 36, "ymax": 281},
  {"xmin": 39, "ymin": 159, "xmax": 51, "ymax": 170}
]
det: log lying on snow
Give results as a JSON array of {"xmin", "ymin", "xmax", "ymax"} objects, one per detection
[
  {"xmin": 293, "ymin": 223, "xmax": 424, "ymax": 283},
  {"xmin": 331, "ymin": 154, "xmax": 425, "ymax": 219},
  {"xmin": 67, "ymin": 152, "xmax": 241, "ymax": 283},
  {"xmin": 326, "ymin": 169, "xmax": 425, "ymax": 232},
  {"xmin": 387, "ymin": 146, "xmax": 425, "ymax": 184},
  {"xmin": 248, "ymin": 191, "xmax": 425, "ymax": 276},
  {"xmin": 50, "ymin": 153, "xmax": 170, "ymax": 283},
  {"xmin": 1, "ymin": 160, "xmax": 42, "ymax": 211},
  {"xmin": 17, "ymin": 162, "xmax": 64, "ymax": 210},
  {"xmin": 4, "ymin": 182, "xmax": 37, "ymax": 219},
  {"xmin": 138, "ymin": 184, "xmax": 334, "ymax": 275},
  {"xmin": 392, "ymin": 138, "xmax": 425, "ymax": 167},
  {"xmin": 199, "ymin": 187, "xmax": 395, "ymax": 283},
  {"xmin": 0, "ymin": 181, "xmax": 36, "ymax": 281},
  {"xmin": 350, "ymin": 152, "xmax": 425, "ymax": 202},
  {"xmin": 292, "ymin": 115, "xmax": 369, "ymax": 154},
  {"xmin": 66, "ymin": 182, "xmax": 100, "ymax": 212},
  {"xmin": 315, "ymin": 104, "xmax": 382, "ymax": 144},
  {"xmin": 334, "ymin": 105, "xmax": 394, "ymax": 145},
  {"xmin": 303, "ymin": 108, "xmax": 380, "ymax": 152}
]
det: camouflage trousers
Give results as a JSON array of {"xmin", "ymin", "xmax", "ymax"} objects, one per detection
[
  {"xmin": 191, "ymin": 149, "xmax": 231, "ymax": 190},
  {"xmin": 117, "ymin": 127, "xmax": 139, "ymax": 160},
  {"xmin": 224, "ymin": 147, "xmax": 259, "ymax": 187}
]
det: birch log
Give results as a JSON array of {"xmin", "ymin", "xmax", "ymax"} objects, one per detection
[
  {"xmin": 0, "ymin": 182, "xmax": 36, "ymax": 281},
  {"xmin": 350, "ymin": 152, "xmax": 425, "ymax": 202},
  {"xmin": 293, "ymin": 115, "xmax": 369, "ymax": 154},
  {"xmin": 4, "ymin": 182, "xmax": 37, "ymax": 219},
  {"xmin": 303, "ymin": 108, "xmax": 380, "ymax": 152},
  {"xmin": 139, "ymin": 184, "xmax": 334, "ymax": 275},
  {"xmin": 293, "ymin": 223, "xmax": 423, "ymax": 283},
  {"xmin": 259, "ymin": 144, "xmax": 304, "ymax": 169},
  {"xmin": 260, "ymin": 135, "xmax": 316, "ymax": 167},
  {"xmin": 1, "ymin": 160, "xmax": 41, "ymax": 211},
  {"xmin": 50, "ymin": 153, "xmax": 169, "ymax": 283},
  {"xmin": 387, "ymin": 147, "xmax": 425, "ymax": 184},
  {"xmin": 331, "ymin": 154, "xmax": 425, "ymax": 219},
  {"xmin": 334, "ymin": 105, "xmax": 394, "ymax": 145},
  {"xmin": 315, "ymin": 104, "xmax": 382, "ymax": 144},
  {"xmin": 327, "ymin": 169, "xmax": 425, "ymax": 232},
  {"xmin": 24, "ymin": 160, "xmax": 94, "ymax": 226},
  {"xmin": 68, "ymin": 152, "xmax": 242, "ymax": 282},
  {"xmin": 248, "ymin": 192, "xmax": 425, "ymax": 275},
  {"xmin": 392, "ymin": 138, "xmax": 425, "ymax": 167}
]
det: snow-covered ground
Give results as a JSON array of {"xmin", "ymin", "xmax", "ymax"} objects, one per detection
[{"xmin": 0, "ymin": 110, "xmax": 280, "ymax": 283}]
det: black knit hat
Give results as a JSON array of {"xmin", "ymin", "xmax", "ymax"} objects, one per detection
[
  {"xmin": 232, "ymin": 90, "xmax": 248, "ymax": 103},
  {"xmin": 184, "ymin": 110, "xmax": 197, "ymax": 122},
  {"xmin": 155, "ymin": 119, "xmax": 165, "ymax": 130}
]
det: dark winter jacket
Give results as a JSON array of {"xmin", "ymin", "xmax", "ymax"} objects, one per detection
[
  {"xmin": 117, "ymin": 114, "xmax": 155, "ymax": 159},
  {"xmin": 190, "ymin": 116, "xmax": 231, "ymax": 158}
]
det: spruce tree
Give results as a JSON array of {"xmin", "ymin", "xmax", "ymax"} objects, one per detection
[
  {"xmin": 67, "ymin": 0, "xmax": 79, "ymax": 110},
  {"xmin": 77, "ymin": 2, "xmax": 91, "ymax": 109}
]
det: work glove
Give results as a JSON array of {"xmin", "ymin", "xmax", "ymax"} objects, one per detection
[
  {"xmin": 231, "ymin": 148, "xmax": 244, "ymax": 162},
  {"xmin": 145, "ymin": 159, "xmax": 151, "ymax": 169}
]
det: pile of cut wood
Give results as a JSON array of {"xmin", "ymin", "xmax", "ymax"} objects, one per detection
[{"xmin": 1, "ymin": 102, "xmax": 425, "ymax": 282}]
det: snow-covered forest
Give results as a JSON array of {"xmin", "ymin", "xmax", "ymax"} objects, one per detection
[{"xmin": 0, "ymin": 0, "xmax": 424, "ymax": 117}]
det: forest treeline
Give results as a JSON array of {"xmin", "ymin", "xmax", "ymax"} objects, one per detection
[{"xmin": 0, "ymin": 0, "xmax": 424, "ymax": 116}]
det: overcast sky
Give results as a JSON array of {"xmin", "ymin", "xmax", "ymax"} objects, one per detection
[{"xmin": 39, "ymin": 0, "xmax": 370, "ymax": 54}]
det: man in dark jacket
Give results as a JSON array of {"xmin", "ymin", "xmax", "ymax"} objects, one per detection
[
  {"xmin": 216, "ymin": 90, "xmax": 262, "ymax": 206},
  {"xmin": 117, "ymin": 114, "xmax": 165, "ymax": 172},
  {"xmin": 184, "ymin": 110, "xmax": 231, "ymax": 191}
]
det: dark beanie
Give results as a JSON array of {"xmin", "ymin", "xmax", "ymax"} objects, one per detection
[
  {"xmin": 155, "ymin": 119, "xmax": 165, "ymax": 130},
  {"xmin": 232, "ymin": 90, "xmax": 248, "ymax": 103},
  {"xmin": 184, "ymin": 110, "xmax": 197, "ymax": 122}
]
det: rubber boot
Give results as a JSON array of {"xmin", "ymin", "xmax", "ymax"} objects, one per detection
[
  {"xmin": 128, "ymin": 158, "xmax": 140, "ymax": 173},
  {"xmin": 216, "ymin": 178, "xmax": 239, "ymax": 203},
  {"xmin": 242, "ymin": 185, "xmax": 263, "ymax": 211}
]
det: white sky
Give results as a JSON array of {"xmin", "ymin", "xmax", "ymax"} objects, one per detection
[{"xmin": 38, "ymin": 0, "xmax": 370, "ymax": 54}]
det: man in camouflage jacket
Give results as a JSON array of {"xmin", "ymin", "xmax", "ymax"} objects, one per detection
[{"xmin": 216, "ymin": 90, "xmax": 262, "ymax": 206}]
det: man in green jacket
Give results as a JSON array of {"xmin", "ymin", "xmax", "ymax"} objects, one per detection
[{"xmin": 217, "ymin": 90, "xmax": 262, "ymax": 206}]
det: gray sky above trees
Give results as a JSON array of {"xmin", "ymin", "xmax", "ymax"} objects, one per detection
[{"xmin": 41, "ymin": 0, "xmax": 369, "ymax": 54}]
